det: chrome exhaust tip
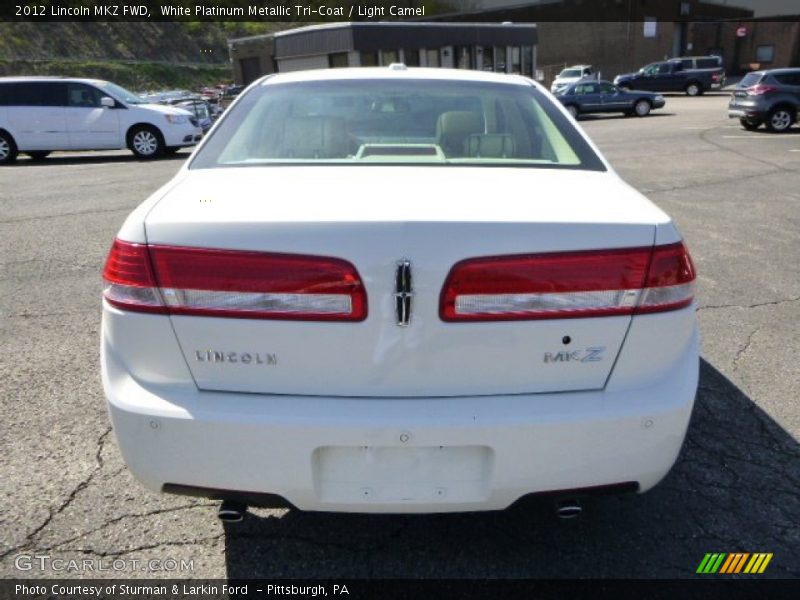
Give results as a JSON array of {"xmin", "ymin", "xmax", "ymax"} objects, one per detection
[
  {"xmin": 555, "ymin": 498, "xmax": 582, "ymax": 519},
  {"xmin": 218, "ymin": 500, "xmax": 246, "ymax": 523}
]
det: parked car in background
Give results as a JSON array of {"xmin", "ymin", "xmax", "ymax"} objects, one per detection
[
  {"xmin": 219, "ymin": 84, "xmax": 245, "ymax": 110},
  {"xmin": 0, "ymin": 77, "xmax": 202, "ymax": 164},
  {"xmin": 550, "ymin": 65, "xmax": 594, "ymax": 94},
  {"xmin": 614, "ymin": 57, "xmax": 725, "ymax": 96},
  {"xmin": 173, "ymin": 98, "xmax": 214, "ymax": 133},
  {"xmin": 728, "ymin": 68, "xmax": 800, "ymax": 132},
  {"xmin": 101, "ymin": 67, "xmax": 698, "ymax": 517},
  {"xmin": 557, "ymin": 80, "xmax": 665, "ymax": 118}
]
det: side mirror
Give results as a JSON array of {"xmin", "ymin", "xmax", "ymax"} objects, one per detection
[{"xmin": 100, "ymin": 96, "xmax": 115, "ymax": 108}]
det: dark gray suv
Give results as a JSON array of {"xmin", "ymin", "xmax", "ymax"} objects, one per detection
[{"xmin": 728, "ymin": 68, "xmax": 800, "ymax": 132}]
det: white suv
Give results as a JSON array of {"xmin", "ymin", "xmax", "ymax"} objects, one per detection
[
  {"xmin": 0, "ymin": 77, "xmax": 202, "ymax": 163},
  {"xmin": 550, "ymin": 65, "xmax": 595, "ymax": 95}
]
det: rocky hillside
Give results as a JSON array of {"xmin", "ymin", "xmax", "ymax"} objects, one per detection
[{"xmin": 0, "ymin": 22, "xmax": 289, "ymax": 87}]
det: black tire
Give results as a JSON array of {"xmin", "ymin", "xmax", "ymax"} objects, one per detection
[
  {"xmin": 765, "ymin": 106, "xmax": 794, "ymax": 133},
  {"xmin": 27, "ymin": 151, "xmax": 51, "ymax": 161},
  {"xmin": 565, "ymin": 104, "xmax": 579, "ymax": 118},
  {"xmin": 685, "ymin": 81, "xmax": 703, "ymax": 97},
  {"xmin": 633, "ymin": 99, "xmax": 652, "ymax": 117},
  {"xmin": 740, "ymin": 118, "xmax": 761, "ymax": 131},
  {"xmin": 127, "ymin": 125, "xmax": 164, "ymax": 158},
  {"xmin": 0, "ymin": 131, "xmax": 18, "ymax": 165}
]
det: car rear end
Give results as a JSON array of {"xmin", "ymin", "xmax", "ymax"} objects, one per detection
[
  {"xmin": 728, "ymin": 70, "xmax": 800, "ymax": 131},
  {"xmin": 101, "ymin": 70, "xmax": 699, "ymax": 513},
  {"xmin": 729, "ymin": 71, "xmax": 770, "ymax": 122}
]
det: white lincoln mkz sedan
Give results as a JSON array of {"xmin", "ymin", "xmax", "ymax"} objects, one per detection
[{"xmin": 101, "ymin": 67, "xmax": 698, "ymax": 518}]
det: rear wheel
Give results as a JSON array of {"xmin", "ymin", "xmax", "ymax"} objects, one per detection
[
  {"xmin": 0, "ymin": 131, "xmax": 18, "ymax": 165},
  {"xmin": 766, "ymin": 107, "xmax": 794, "ymax": 132},
  {"xmin": 565, "ymin": 104, "xmax": 579, "ymax": 118},
  {"xmin": 685, "ymin": 82, "xmax": 702, "ymax": 97},
  {"xmin": 128, "ymin": 125, "xmax": 164, "ymax": 158},
  {"xmin": 633, "ymin": 99, "xmax": 651, "ymax": 117},
  {"xmin": 740, "ymin": 118, "xmax": 761, "ymax": 131},
  {"xmin": 27, "ymin": 151, "xmax": 51, "ymax": 161}
]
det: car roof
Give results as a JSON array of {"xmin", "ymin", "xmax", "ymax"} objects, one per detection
[
  {"xmin": 261, "ymin": 67, "xmax": 533, "ymax": 87},
  {"xmin": 565, "ymin": 79, "xmax": 614, "ymax": 88},
  {"xmin": 764, "ymin": 67, "xmax": 800, "ymax": 75},
  {"xmin": 0, "ymin": 76, "xmax": 109, "ymax": 86},
  {"xmin": 672, "ymin": 55, "xmax": 721, "ymax": 60}
]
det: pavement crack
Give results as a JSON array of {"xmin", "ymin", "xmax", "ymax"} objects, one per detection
[
  {"xmin": 9, "ymin": 309, "xmax": 98, "ymax": 319},
  {"xmin": 43, "ymin": 503, "xmax": 217, "ymax": 552},
  {"xmin": 62, "ymin": 534, "xmax": 226, "ymax": 558},
  {"xmin": 698, "ymin": 295, "xmax": 800, "ymax": 311},
  {"xmin": 0, "ymin": 206, "xmax": 131, "ymax": 225},
  {"xmin": 0, "ymin": 426, "xmax": 112, "ymax": 560},
  {"xmin": 732, "ymin": 327, "xmax": 760, "ymax": 372}
]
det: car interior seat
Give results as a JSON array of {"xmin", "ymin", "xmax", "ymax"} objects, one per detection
[
  {"xmin": 465, "ymin": 133, "xmax": 516, "ymax": 158},
  {"xmin": 280, "ymin": 116, "xmax": 349, "ymax": 159},
  {"xmin": 436, "ymin": 111, "xmax": 485, "ymax": 157}
]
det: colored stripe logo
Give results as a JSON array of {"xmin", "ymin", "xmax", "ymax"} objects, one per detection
[{"xmin": 697, "ymin": 553, "xmax": 773, "ymax": 574}]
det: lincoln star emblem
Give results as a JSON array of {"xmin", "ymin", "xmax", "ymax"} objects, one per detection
[{"xmin": 395, "ymin": 259, "xmax": 413, "ymax": 327}]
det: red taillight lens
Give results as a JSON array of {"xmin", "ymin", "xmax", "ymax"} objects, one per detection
[
  {"xmin": 440, "ymin": 243, "xmax": 695, "ymax": 322},
  {"xmin": 636, "ymin": 242, "xmax": 696, "ymax": 314},
  {"xmin": 103, "ymin": 239, "xmax": 367, "ymax": 321},
  {"xmin": 746, "ymin": 84, "xmax": 777, "ymax": 96},
  {"xmin": 102, "ymin": 239, "xmax": 166, "ymax": 313}
]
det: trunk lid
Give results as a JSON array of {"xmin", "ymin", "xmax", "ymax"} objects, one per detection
[{"xmin": 144, "ymin": 167, "xmax": 667, "ymax": 397}]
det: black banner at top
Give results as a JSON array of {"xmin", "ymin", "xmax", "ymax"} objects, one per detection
[{"xmin": 1, "ymin": 0, "xmax": 777, "ymax": 23}]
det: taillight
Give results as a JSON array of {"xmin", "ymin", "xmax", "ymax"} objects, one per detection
[
  {"xmin": 746, "ymin": 84, "xmax": 777, "ymax": 96},
  {"xmin": 636, "ymin": 242, "xmax": 696, "ymax": 314},
  {"xmin": 103, "ymin": 239, "xmax": 366, "ymax": 321},
  {"xmin": 440, "ymin": 242, "xmax": 695, "ymax": 322},
  {"xmin": 102, "ymin": 239, "xmax": 166, "ymax": 314}
]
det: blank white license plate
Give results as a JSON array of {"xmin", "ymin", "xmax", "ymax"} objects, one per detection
[{"xmin": 312, "ymin": 445, "xmax": 492, "ymax": 503}]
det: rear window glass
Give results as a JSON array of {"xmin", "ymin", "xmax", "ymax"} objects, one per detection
[
  {"xmin": 740, "ymin": 72, "xmax": 765, "ymax": 87},
  {"xmin": 773, "ymin": 72, "xmax": 800, "ymax": 86},
  {"xmin": 0, "ymin": 82, "xmax": 64, "ymax": 106},
  {"xmin": 696, "ymin": 58, "xmax": 721, "ymax": 69},
  {"xmin": 190, "ymin": 79, "xmax": 606, "ymax": 172}
]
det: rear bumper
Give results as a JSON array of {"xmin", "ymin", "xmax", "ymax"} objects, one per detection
[
  {"xmin": 728, "ymin": 101, "xmax": 766, "ymax": 121},
  {"xmin": 102, "ymin": 311, "xmax": 699, "ymax": 513}
]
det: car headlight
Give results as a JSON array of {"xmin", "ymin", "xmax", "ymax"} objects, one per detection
[
  {"xmin": 655, "ymin": 95, "xmax": 665, "ymax": 101},
  {"xmin": 165, "ymin": 114, "xmax": 189, "ymax": 125}
]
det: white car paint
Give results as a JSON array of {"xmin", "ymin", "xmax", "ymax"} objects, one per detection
[
  {"xmin": 0, "ymin": 77, "xmax": 201, "ymax": 159},
  {"xmin": 101, "ymin": 68, "xmax": 699, "ymax": 513},
  {"xmin": 550, "ymin": 65, "xmax": 595, "ymax": 95}
]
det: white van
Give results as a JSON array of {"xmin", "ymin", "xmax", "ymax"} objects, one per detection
[{"xmin": 0, "ymin": 77, "xmax": 203, "ymax": 164}]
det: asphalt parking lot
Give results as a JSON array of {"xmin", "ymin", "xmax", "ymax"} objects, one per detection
[{"xmin": 1, "ymin": 93, "xmax": 798, "ymax": 580}]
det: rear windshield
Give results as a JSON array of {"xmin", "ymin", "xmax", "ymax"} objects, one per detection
[
  {"xmin": 696, "ymin": 58, "xmax": 721, "ymax": 69},
  {"xmin": 740, "ymin": 72, "xmax": 764, "ymax": 87},
  {"xmin": 190, "ymin": 79, "xmax": 605, "ymax": 171},
  {"xmin": 558, "ymin": 69, "xmax": 583, "ymax": 78}
]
